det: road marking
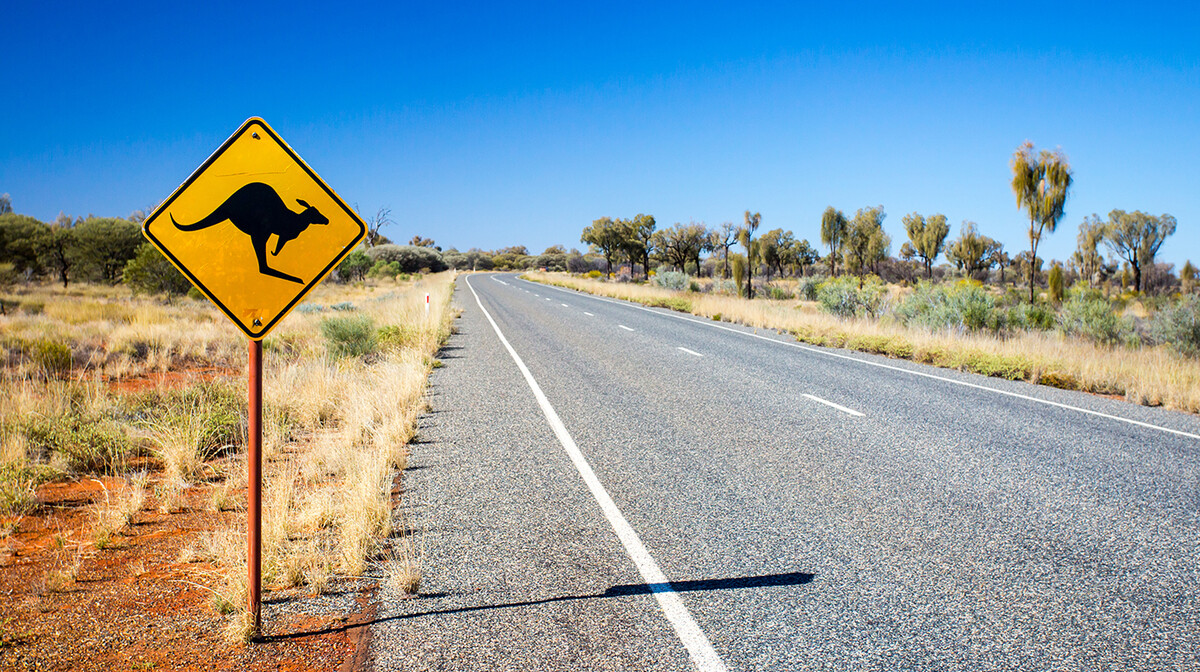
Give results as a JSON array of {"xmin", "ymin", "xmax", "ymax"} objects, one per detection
[
  {"xmin": 491, "ymin": 278, "xmax": 509, "ymax": 286},
  {"xmin": 466, "ymin": 276, "xmax": 728, "ymax": 672},
  {"xmin": 803, "ymin": 393, "xmax": 864, "ymax": 417},
  {"xmin": 520, "ymin": 277, "xmax": 1200, "ymax": 441},
  {"xmin": 584, "ymin": 312, "xmax": 595, "ymax": 317},
  {"xmin": 677, "ymin": 347, "xmax": 704, "ymax": 357},
  {"xmin": 619, "ymin": 325, "xmax": 635, "ymax": 332},
  {"xmin": 561, "ymin": 303, "xmax": 569, "ymax": 307}
]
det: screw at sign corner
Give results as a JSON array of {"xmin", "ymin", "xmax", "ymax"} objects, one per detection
[
  {"xmin": 252, "ymin": 132, "xmax": 260, "ymax": 139},
  {"xmin": 253, "ymin": 318, "xmax": 262, "ymax": 327}
]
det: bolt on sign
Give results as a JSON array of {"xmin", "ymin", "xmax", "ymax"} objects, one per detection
[{"xmin": 142, "ymin": 117, "xmax": 366, "ymax": 339}]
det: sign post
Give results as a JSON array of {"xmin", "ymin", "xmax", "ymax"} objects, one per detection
[{"xmin": 141, "ymin": 117, "xmax": 366, "ymax": 637}]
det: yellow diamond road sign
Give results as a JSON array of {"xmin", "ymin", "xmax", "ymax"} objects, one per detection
[{"xmin": 142, "ymin": 117, "xmax": 366, "ymax": 340}]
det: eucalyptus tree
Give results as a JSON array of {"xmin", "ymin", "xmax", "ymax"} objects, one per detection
[
  {"xmin": 581, "ymin": 216, "xmax": 625, "ymax": 275},
  {"xmin": 820, "ymin": 206, "xmax": 848, "ymax": 276},
  {"xmin": 758, "ymin": 228, "xmax": 794, "ymax": 281},
  {"xmin": 790, "ymin": 239, "xmax": 819, "ymax": 277},
  {"xmin": 712, "ymin": 222, "xmax": 738, "ymax": 279},
  {"xmin": 842, "ymin": 206, "xmax": 889, "ymax": 288},
  {"xmin": 946, "ymin": 221, "xmax": 1000, "ymax": 277},
  {"xmin": 623, "ymin": 213, "xmax": 657, "ymax": 280},
  {"xmin": 1011, "ymin": 141, "xmax": 1073, "ymax": 303},
  {"xmin": 739, "ymin": 211, "xmax": 761, "ymax": 298},
  {"xmin": 901, "ymin": 212, "xmax": 950, "ymax": 279},
  {"xmin": 1075, "ymin": 215, "xmax": 1107, "ymax": 287},
  {"xmin": 1102, "ymin": 209, "xmax": 1177, "ymax": 293}
]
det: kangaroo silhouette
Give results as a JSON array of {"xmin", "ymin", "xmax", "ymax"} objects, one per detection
[{"xmin": 170, "ymin": 182, "xmax": 328, "ymax": 283}]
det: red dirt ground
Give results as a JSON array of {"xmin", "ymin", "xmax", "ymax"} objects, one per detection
[{"xmin": 0, "ymin": 477, "xmax": 374, "ymax": 672}]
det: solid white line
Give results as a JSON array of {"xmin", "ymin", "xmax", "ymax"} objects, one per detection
[
  {"xmin": 465, "ymin": 276, "xmax": 728, "ymax": 672},
  {"xmin": 521, "ymin": 278, "xmax": 1200, "ymax": 441},
  {"xmin": 677, "ymin": 347, "xmax": 704, "ymax": 357},
  {"xmin": 619, "ymin": 325, "xmax": 635, "ymax": 332},
  {"xmin": 584, "ymin": 312, "xmax": 595, "ymax": 317},
  {"xmin": 803, "ymin": 393, "xmax": 865, "ymax": 417}
]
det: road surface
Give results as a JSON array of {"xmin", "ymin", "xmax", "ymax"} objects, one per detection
[{"xmin": 368, "ymin": 273, "xmax": 1200, "ymax": 671}]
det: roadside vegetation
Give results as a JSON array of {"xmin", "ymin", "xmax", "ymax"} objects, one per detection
[{"xmin": 0, "ymin": 230, "xmax": 455, "ymax": 649}]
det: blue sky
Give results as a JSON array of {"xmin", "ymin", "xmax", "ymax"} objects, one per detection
[{"xmin": 3, "ymin": 2, "xmax": 1197, "ymax": 267}]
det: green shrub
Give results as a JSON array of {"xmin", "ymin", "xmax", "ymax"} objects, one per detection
[
  {"xmin": 1007, "ymin": 302, "xmax": 1056, "ymax": 331},
  {"xmin": 1151, "ymin": 294, "xmax": 1200, "ymax": 357},
  {"xmin": 766, "ymin": 286, "xmax": 793, "ymax": 300},
  {"xmin": 1057, "ymin": 294, "xmax": 1135, "ymax": 346},
  {"xmin": 321, "ymin": 315, "xmax": 377, "ymax": 358},
  {"xmin": 799, "ymin": 278, "xmax": 820, "ymax": 301},
  {"xmin": 586, "ymin": 270, "xmax": 602, "ymax": 279},
  {"xmin": 330, "ymin": 302, "xmax": 356, "ymax": 311},
  {"xmin": 817, "ymin": 277, "xmax": 886, "ymax": 318},
  {"xmin": 30, "ymin": 339, "xmax": 72, "ymax": 375},
  {"xmin": 653, "ymin": 271, "xmax": 690, "ymax": 291},
  {"xmin": 367, "ymin": 260, "xmax": 400, "ymax": 279},
  {"xmin": 23, "ymin": 412, "xmax": 130, "ymax": 473},
  {"xmin": 0, "ymin": 462, "xmax": 58, "ymax": 514},
  {"xmin": 896, "ymin": 281, "xmax": 998, "ymax": 333},
  {"xmin": 125, "ymin": 381, "xmax": 246, "ymax": 458},
  {"xmin": 378, "ymin": 324, "xmax": 419, "ymax": 350},
  {"xmin": 122, "ymin": 243, "xmax": 193, "ymax": 296},
  {"xmin": 644, "ymin": 297, "xmax": 692, "ymax": 312},
  {"xmin": 688, "ymin": 281, "xmax": 701, "ymax": 293}
]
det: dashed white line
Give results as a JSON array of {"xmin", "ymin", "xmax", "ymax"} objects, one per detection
[
  {"xmin": 802, "ymin": 393, "xmax": 865, "ymax": 417},
  {"xmin": 561, "ymin": 303, "xmax": 569, "ymax": 307},
  {"xmin": 465, "ymin": 276, "xmax": 728, "ymax": 672},
  {"xmin": 520, "ymin": 278, "xmax": 1199, "ymax": 441},
  {"xmin": 677, "ymin": 347, "xmax": 704, "ymax": 357},
  {"xmin": 584, "ymin": 312, "xmax": 595, "ymax": 317},
  {"xmin": 619, "ymin": 325, "xmax": 635, "ymax": 332}
]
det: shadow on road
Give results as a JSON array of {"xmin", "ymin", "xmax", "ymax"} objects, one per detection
[{"xmin": 262, "ymin": 571, "xmax": 815, "ymax": 642}]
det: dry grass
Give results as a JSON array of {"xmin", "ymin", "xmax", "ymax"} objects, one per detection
[
  {"xmin": 1, "ymin": 271, "xmax": 457, "ymax": 643},
  {"xmin": 527, "ymin": 272, "xmax": 1200, "ymax": 414}
]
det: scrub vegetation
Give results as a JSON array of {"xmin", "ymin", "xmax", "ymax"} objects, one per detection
[{"xmin": 0, "ymin": 266, "xmax": 455, "ymax": 645}]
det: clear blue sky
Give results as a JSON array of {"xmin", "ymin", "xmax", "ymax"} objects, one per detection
[{"xmin": 3, "ymin": 2, "xmax": 1197, "ymax": 267}]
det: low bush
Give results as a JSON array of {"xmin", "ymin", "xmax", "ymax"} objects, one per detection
[
  {"xmin": 896, "ymin": 280, "xmax": 998, "ymax": 333},
  {"xmin": 30, "ymin": 339, "xmax": 73, "ymax": 375},
  {"xmin": 799, "ymin": 278, "xmax": 820, "ymax": 301},
  {"xmin": 1151, "ymin": 294, "xmax": 1200, "ymax": 357},
  {"xmin": 378, "ymin": 324, "xmax": 419, "ymax": 350},
  {"xmin": 122, "ymin": 243, "xmax": 192, "ymax": 296},
  {"xmin": 321, "ymin": 315, "xmax": 377, "ymax": 358},
  {"xmin": 1057, "ymin": 294, "xmax": 1135, "ymax": 346},
  {"xmin": 653, "ymin": 271, "xmax": 690, "ymax": 291},
  {"xmin": 586, "ymin": 270, "xmax": 603, "ymax": 279},
  {"xmin": 1007, "ymin": 302, "xmax": 1056, "ymax": 331},
  {"xmin": 23, "ymin": 411, "xmax": 131, "ymax": 474},
  {"xmin": 817, "ymin": 277, "xmax": 886, "ymax": 318}
]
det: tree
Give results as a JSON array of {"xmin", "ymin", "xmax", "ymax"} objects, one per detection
[
  {"xmin": 37, "ymin": 225, "xmax": 76, "ymax": 287},
  {"xmin": 362, "ymin": 207, "xmax": 393, "ymax": 247},
  {"xmin": 1102, "ymin": 209, "xmax": 1177, "ymax": 293},
  {"xmin": 712, "ymin": 222, "xmax": 737, "ymax": 279},
  {"xmin": 337, "ymin": 249, "xmax": 372, "ymax": 281},
  {"xmin": 901, "ymin": 212, "xmax": 949, "ymax": 279},
  {"xmin": 122, "ymin": 243, "xmax": 192, "ymax": 296},
  {"xmin": 758, "ymin": 229, "xmax": 795, "ymax": 282},
  {"xmin": 0, "ymin": 194, "xmax": 12, "ymax": 215},
  {"xmin": 71, "ymin": 218, "xmax": 143, "ymax": 283},
  {"xmin": 1075, "ymin": 215, "xmax": 1107, "ymax": 287},
  {"xmin": 820, "ymin": 207, "xmax": 849, "ymax": 277},
  {"xmin": 740, "ymin": 211, "xmax": 761, "ymax": 298},
  {"xmin": 581, "ymin": 217, "xmax": 624, "ymax": 276},
  {"xmin": 1047, "ymin": 263, "xmax": 1064, "ymax": 303},
  {"xmin": 653, "ymin": 222, "xmax": 707, "ymax": 275},
  {"xmin": 989, "ymin": 247, "xmax": 1011, "ymax": 285},
  {"xmin": 1182, "ymin": 261, "xmax": 1196, "ymax": 295},
  {"xmin": 946, "ymin": 221, "xmax": 1000, "ymax": 277},
  {"xmin": 409, "ymin": 235, "xmax": 438, "ymax": 249},
  {"xmin": 622, "ymin": 214, "xmax": 656, "ymax": 280},
  {"xmin": 790, "ymin": 239, "xmax": 818, "ymax": 277},
  {"xmin": 842, "ymin": 206, "xmax": 889, "ymax": 288},
  {"xmin": 0, "ymin": 213, "xmax": 49, "ymax": 277},
  {"xmin": 1011, "ymin": 141, "xmax": 1073, "ymax": 303}
]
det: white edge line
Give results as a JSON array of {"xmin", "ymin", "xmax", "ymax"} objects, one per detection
[
  {"xmin": 465, "ymin": 276, "xmax": 729, "ymax": 672},
  {"xmin": 517, "ymin": 276, "xmax": 1200, "ymax": 441},
  {"xmin": 619, "ymin": 325, "xmax": 635, "ymax": 332},
  {"xmin": 803, "ymin": 393, "xmax": 865, "ymax": 417},
  {"xmin": 677, "ymin": 347, "xmax": 704, "ymax": 358}
]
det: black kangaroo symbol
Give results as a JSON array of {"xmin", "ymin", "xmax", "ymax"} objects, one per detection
[{"xmin": 170, "ymin": 182, "xmax": 328, "ymax": 283}]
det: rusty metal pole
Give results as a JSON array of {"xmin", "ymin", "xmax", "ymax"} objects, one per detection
[{"xmin": 248, "ymin": 339, "xmax": 263, "ymax": 639}]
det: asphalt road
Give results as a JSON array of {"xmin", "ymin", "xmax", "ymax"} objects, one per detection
[{"xmin": 369, "ymin": 273, "xmax": 1200, "ymax": 671}]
